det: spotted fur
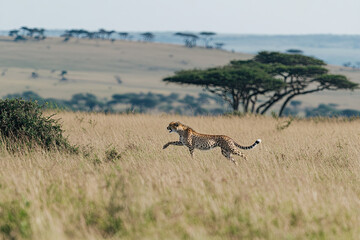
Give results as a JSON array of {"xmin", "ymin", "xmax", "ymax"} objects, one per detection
[{"xmin": 162, "ymin": 121, "xmax": 261, "ymax": 164}]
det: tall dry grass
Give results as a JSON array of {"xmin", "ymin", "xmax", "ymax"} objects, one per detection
[{"xmin": 0, "ymin": 112, "xmax": 359, "ymax": 239}]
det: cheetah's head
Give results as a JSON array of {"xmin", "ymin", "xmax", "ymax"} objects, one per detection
[{"xmin": 167, "ymin": 121, "xmax": 185, "ymax": 133}]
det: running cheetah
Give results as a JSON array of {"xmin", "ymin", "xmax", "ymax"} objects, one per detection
[{"xmin": 163, "ymin": 121, "xmax": 261, "ymax": 164}]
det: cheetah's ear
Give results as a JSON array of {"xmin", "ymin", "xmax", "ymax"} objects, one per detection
[{"xmin": 174, "ymin": 122, "xmax": 179, "ymax": 127}]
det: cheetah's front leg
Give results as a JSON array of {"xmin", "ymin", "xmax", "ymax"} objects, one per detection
[
  {"xmin": 163, "ymin": 141, "xmax": 183, "ymax": 149},
  {"xmin": 188, "ymin": 146, "xmax": 194, "ymax": 158}
]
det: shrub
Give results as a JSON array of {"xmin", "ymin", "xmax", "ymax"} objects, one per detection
[
  {"xmin": 104, "ymin": 147, "xmax": 121, "ymax": 162},
  {"xmin": 0, "ymin": 98, "xmax": 76, "ymax": 152},
  {"xmin": 0, "ymin": 200, "xmax": 32, "ymax": 239}
]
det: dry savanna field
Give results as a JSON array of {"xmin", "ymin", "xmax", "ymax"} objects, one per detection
[{"xmin": 1, "ymin": 112, "xmax": 359, "ymax": 239}]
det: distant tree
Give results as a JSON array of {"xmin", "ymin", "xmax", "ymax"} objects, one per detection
[
  {"xmin": 140, "ymin": 32, "xmax": 155, "ymax": 42},
  {"xmin": 290, "ymin": 100, "xmax": 302, "ymax": 108},
  {"xmin": 14, "ymin": 35, "xmax": 27, "ymax": 41},
  {"xmin": 61, "ymin": 31, "xmax": 72, "ymax": 41},
  {"xmin": 286, "ymin": 49, "xmax": 303, "ymax": 54},
  {"xmin": 60, "ymin": 70, "xmax": 68, "ymax": 81},
  {"xmin": 67, "ymin": 93, "xmax": 103, "ymax": 111},
  {"xmin": 305, "ymin": 104, "xmax": 339, "ymax": 117},
  {"xmin": 84, "ymin": 31, "xmax": 93, "ymax": 39},
  {"xmin": 79, "ymin": 29, "xmax": 90, "ymax": 38},
  {"xmin": 199, "ymin": 32, "xmax": 216, "ymax": 48},
  {"xmin": 31, "ymin": 72, "xmax": 39, "ymax": 79},
  {"xmin": 168, "ymin": 93, "xmax": 179, "ymax": 101},
  {"xmin": 3, "ymin": 91, "xmax": 51, "ymax": 107},
  {"xmin": 253, "ymin": 51, "xmax": 358, "ymax": 116},
  {"xmin": 4, "ymin": 91, "xmax": 42, "ymax": 101},
  {"xmin": 130, "ymin": 92, "xmax": 159, "ymax": 109},
  {"xmin": 283, "ymin": 100, "xmax": 302, "ymax": 116},
  {"xmin": 109, "ymin": 92, "xmax": 159, "ymax": 112},
  {"xmin": 97, "ymin": 29, "xmax": 107, "ymax": 39},
  {"xmin": 63, "ymin": 29, "xmax": 92, "ymax": 39},
  {"xmin": 62, "ymin": 36, "xmax": 71, "ymax": 42},
  {"xmin": 104, "ymin": 30, "xmax": 115, "ymax": 39},
  {"xmin": 38, "ymin": 28, "xmax": 45, "ymax": 36},
  {"xmin": 214, "ymin": 42, "xmax": 225, "ymax": 50},
  {"xmin": 114, "ymin": 75, "xmax": 122, "ymax": 84},
  {"xmin": 11, "ymin": 27, "xmax": 46, "ymax": 41},
  {"xmin": 33, "ymin": 28, "xmax": 46, "ymax": 40},
  {"xmin": 20, "ymin": 26, "xmax": 32, "ymax": 37},
  {"xmin": 340, "ymin": 109, "xmax": 360, "ymax": 117},
  {"xmin": 180, "ymin": 94, "xmax": 196, "ymax": 106},
  {"xmin": 8, "ymin": 29, "xmax": 19, "ymax": 37},
  {"xmin": 174, "ymin": 32, "xmax": 199, "ymax": 48},
  {"xmin": 342, "ymin": 62, "xmax": 352, "ymax": 68},
  {"xmin": 107, "ymin": 92, "xmax": 217, "ymax": 115},
  {"xmin": 118, "ymin": 32, "xmax": 129, "ymax": 40}
]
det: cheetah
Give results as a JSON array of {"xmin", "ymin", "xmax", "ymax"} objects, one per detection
[{"xmin": 162, "ymin": 121, "xmax": 261, "ymax": 164}]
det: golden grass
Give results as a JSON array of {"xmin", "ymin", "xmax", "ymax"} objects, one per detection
[{"xmin": 1, "ymin": 112, "xmax": 360, "ymax": 239}]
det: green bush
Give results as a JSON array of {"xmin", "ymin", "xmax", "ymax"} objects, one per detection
[
  {"xmin": 104, "ymin": 146, "xmax": 122, "ymax": 162},
  {"xmin": 0, "ymin": 200, "xmax": 32, "ymax": 240},
  {"xmin": 0, "ymin": 98, "xmax": 76, "ymax": 152}
]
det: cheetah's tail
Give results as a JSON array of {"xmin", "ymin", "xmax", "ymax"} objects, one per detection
[{"xmin": 235, "ymin": 139, "xmax": 261, "ymax": 150}]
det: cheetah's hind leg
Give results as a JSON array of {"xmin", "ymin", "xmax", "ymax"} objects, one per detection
[
  {"xmin": 221, "ymin": 149, "xmax": 238, "ymax": 165},
  {"xmin": 231, "ymin": 148, "xmax": 247, "ymax": 160}
]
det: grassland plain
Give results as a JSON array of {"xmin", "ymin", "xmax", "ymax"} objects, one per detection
[
  {"xmin": 0, "ymin": 37, "xmax": 359, "ymax": 111},
  {"xmin": 0, "ymin": 112, "xmax": 360, "ymax": 239},
  {"xmin": 0, "ymin": 37, "xmax": 250, "ymax": 99}
]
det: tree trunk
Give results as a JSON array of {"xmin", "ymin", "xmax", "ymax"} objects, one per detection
[
  {"xmin": 250, "ymin": 95, "xmax": 257, "ymax": 113},
  {"xmin": 278, "ymin": 94, "xmax": 296, "ymax": 117},
  {"xmin": 257, "ymin": 92, "xmax": 287, "ymax": 114},
  {"xmin": 231, "ymin": 90, "xmax": 240, "ymax": 111},
  {"xmin": 232, "ymin": 99, "xmax": 239, "ymax": 111},
  {"xmin": 278, "ymin": 88, "xmax": 324, "ymax": 116},
  {"xmin": 243, "ymin": 96, "xmax": 249, "ymax": 113}
]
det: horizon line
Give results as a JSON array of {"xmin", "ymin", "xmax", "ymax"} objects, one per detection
[{"xmin": 0, "ymin": 28, "xmax": 360, "ymax": 36}]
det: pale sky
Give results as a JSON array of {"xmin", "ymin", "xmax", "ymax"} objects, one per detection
[{"xmin": 1, "ymin": 0, "xmax": 359, "ymax": 34}]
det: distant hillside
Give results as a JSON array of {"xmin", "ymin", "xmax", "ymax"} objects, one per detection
[
  {"xmin": 0, "ymin": 36, "xmax": 359, "ymax": 114},
  {"xmin": 2, "ymin": 30, "xmax": 360, "ymax": 65}
]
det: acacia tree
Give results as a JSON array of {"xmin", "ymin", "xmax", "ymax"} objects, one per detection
[
  {"xmin": 163, "ymin": 61, "xmax": 283, "ymax": 112},
  {"xmin": 8, "ymin": 29, "xmax": 19, "ymax": 37},
  {"xmin": 33, "ymin": 28, "xmax": 45, "ymax": 40},
  {"xmin": 164, "ymin": 52, "xmax": 358, "ymax": 115},
  {"xmin": 105, "ymin": 30, "xmax": 115, "ymax": 39},
  {"xmin": 215, "ymin": 42, "xmax": 225, "ymax": 49},
  {"xmin": 141, "ymin": 32, "xmax": 155, "ymax": 42},
  {"xmin": 11, "ymin": 27, "xmax": 46, "ymax": 41},
  {"xmin": 20, "ymin": 26, "xmax": 32, "ymax": 37},
  {"xmin": 174, "ymin": 32, "xmax": 199, "ymax": 48},
  {"xmin": 118, "ymin": 32, "xmax": 129, "ymax": 40},
  {"xmin": 199, "ymin": 32, "xmax": 216, "ymax": 48},
  {"xmin": 251, "ymin": 51, "xmax": 358, "ymax": 116}
]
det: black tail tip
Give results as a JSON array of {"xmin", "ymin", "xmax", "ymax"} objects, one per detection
[{"xmin": 255, "ymin": 139, "xmax": 262, "ymax": 144}]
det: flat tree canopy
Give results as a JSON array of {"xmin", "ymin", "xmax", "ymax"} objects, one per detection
[
  {"xmin": 164, "ymin": 52, "xmax": 358, "ymax": 115},
  {"xmin": 164, "ymin": 61, "xmax": 284, "ymax": 112},
  {"xmin": 252, "ymin": 51, "xmax": 358, "ymax": 116}
]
